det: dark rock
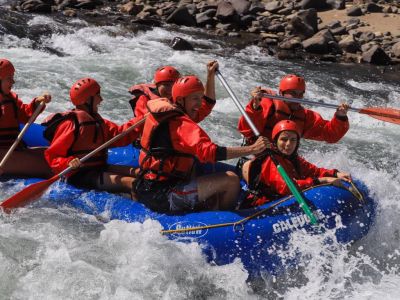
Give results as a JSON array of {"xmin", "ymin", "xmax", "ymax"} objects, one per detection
[
  {"xmin": 195, "ymin": 9, "xmax": 216, "ymax": 26},
  {"xmin": 297, "ymin": 8, "xmax": 318, "ymax": 32},
  {"xmin": 264, "ymin": 1, "xmax": 284, "ymax": 13},
  {"xmin": 216, "ymin": 1, "xmax": 239, "ymax": 23},
  {"xmin": 75, "ymin": 0, "xmax": 102, "ymax": 9},
  {"xmin": 166, "ymin": 6, "xmax": 197, "ymax": 26},
  {"xmin": 338, "ymin": 34, "xmax": 360, "ymax": 53},
  {"xmin": 300, "ymin": 0, "xmax": 329, "ymax": 10},
  {"xmin": 240, "ymin": 14, "xmax": 256, "ymax": 28},
  {"xmin": 302, "ymin": 29, "xmax": 338, "ymax": 54},
  {"xmin": 346, "ymin": 18, "xmax": 360, "ymax": 26},
  {"xmin": 326, "ymin": 0, "xmax": 345, "ymax": 9},
  {"xmin": 362, "ymin": 45, "xmax": 391, "ymax": 65},
  {"xmin": 119, "ymin": 2, "xmax": 144, "ymax": 15},
  {"xmin": 279, "ymin": 36, "xmax": 302, "ymax": 50},
  {"xmin": 230, "ymin": 0, "xmax": 250, "ymax": 15},
  {"xmin": 20, "ymin": 0, "xmax": 52, "ymax": 13},
  {"xmin": 359, "ymin": 31, "xmax": 376, "ymax": 43},
  {"xmin": 327, "ymin": 20, "xmax": 342, "ymax": 30},
  {"xmin": 331, "ymin": 26, "xmax": 347, "ymax": 36},
  {"xmin": 169, "ymin": 37, "xmax": 194, "ymax": 50},
  {"xmin": 290, "ymin": 16, "xmax": 315, "ymax": 39},
  {"xmin": 131, "ymin": 17, "xmax": 161, "ymax": 27},
  {"xmin": 248, "ymin": 1, "xmax": 265, "ymax": 14},
  {"xmin": 277, "ymin": 7, "xmax": 293, "ymax": 15},
  {"xmin": 267, "ymin": 23, "xmax": 285, "ymax": 33},
  {"xmin": 347, "ymin": 6, "xmax": 363, "ymax": 16},
  {"xmin": 366, "ymin": 3, "xmax": 383, "ymax": 13}
]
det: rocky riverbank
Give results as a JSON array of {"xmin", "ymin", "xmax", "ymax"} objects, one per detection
[{"xmin": 2, "ymin": 0, "xmax": 400, "ymax": 66}]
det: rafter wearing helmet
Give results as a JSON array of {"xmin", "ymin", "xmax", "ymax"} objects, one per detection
[
  {"xmin": 237, "ymin": 73, "xmax": 350, "ymax": 144},
  {"xmin": 127, "ymin": 61, "xmax": 219, "ymax": 120},
  {"xmin": 43, "ymin": 77, "xmax": 143, "ymax": 197},
  {"xmin": 241, "ymin": 120, "xmax": 352, "ymax": 208},
  {"xmin": 0, "ymin": 58, "xmax": 52, "ymax": 178}
]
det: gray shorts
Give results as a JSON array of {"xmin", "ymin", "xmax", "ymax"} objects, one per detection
[{"xmin": 168, "ymin": 179, "xmax": 200, "ymax": 211}]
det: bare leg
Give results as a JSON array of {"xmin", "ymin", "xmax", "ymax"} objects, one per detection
[
  {"xmin": 106, "ymin": 165, "xmax": 137, "ymax": 177},
  {"xmin": 95, "ymin": 171, "xmax": 135, "ymax": 194},
  {"xmin": 197, "ymin": 171, "xmax": 240, "ymax": 210},
  {"xmin": 0, "ymin": 148, "xmax": 52, "ymax": 178}
]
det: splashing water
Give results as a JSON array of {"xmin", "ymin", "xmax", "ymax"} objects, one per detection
[{"xmin": 1, "ymin": 15, "xmax": 400, "ymax": 299}]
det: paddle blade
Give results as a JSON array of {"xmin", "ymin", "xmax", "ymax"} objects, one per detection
[
  {"xmin": 0, "ymin": 175, "xmax": 60, "ymax": 212},
  {"xmin": 359, "ymin": 107, "xmax": 400, "ymax": 125}
]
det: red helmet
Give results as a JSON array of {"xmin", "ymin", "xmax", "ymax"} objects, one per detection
[
  {"xmin": 70, "ymin": 77, "xmax": 100, "ymax": 106},
  {"xmin": 172, "ymin": 75, "xmax": 204, "ymax": 102},
  {"xmin": 279, "ymin": 74, "xmax": 306, "ymax": 94},
  {"xmin": 154, "ymin": 66, "xmax": 180, "ymax": 84},
  {"xmin": 271, "ymin": 120, "xmax": 301, "ymax": 141},
  {"xmin": 0, "ymin": 59, "xmax": 15, "ymax": 79}
]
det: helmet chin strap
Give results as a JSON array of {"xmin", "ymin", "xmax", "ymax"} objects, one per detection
[
  {"xmin": 176, "ymin": 97, "xmax": 186, "ymax": 113},
  {"xmin": 84, "ymin": 96, "xmax": 95, "ymax": 115}
]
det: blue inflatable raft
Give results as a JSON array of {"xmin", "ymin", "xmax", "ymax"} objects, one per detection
[{"xmin": 13, "ymin": 124, "xmax": 377, "ymax": 276}]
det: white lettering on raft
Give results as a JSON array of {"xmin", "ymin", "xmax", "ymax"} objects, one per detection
[
  {"xmin": 169, "ymin": 222, "xmax": 208, "ymax": 238},
  {"xmin": 272, "ymin": 209, "xmax": 326, "ymax": 234}
]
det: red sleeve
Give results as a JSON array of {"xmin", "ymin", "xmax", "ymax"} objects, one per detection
[
  {"xmin": 169, "ymin": 116, "xmax": 218, "ymax": 163},
  {"xmin": 134, "ymin": 95, "xmax": 150, "ymax": 118},
  {"xmin": 237, "ymin": 98, "xmax": 274, "ymax": 141},
  {"xmin": 297, "ymin": 156, "xmax": 336, "ymax": 178},
  {"xmin": 302, "ymin": 109, "xmax": 349, "ymax": 143},
  {"xmin": 103, "ymin": 116, "xmax": 143, "ymax": 148},
  {"xmin": 194, "ymin": 97, "xmax": 216, "ymax": 123},
  {"xmin": 44, "ymin": 120, "xmax": 76, "ymax": 174},
  {"xmin": 260, "ymin": 157, "xmax": 315, "ymax": 197},
  {"xmin": 16, "ymin": 97, "xmax": 40, "ymax": 123}
]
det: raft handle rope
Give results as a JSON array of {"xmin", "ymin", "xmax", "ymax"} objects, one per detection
[{"xmin": 160, "ymin": 182, "xmax": 364, "ymax": 235}]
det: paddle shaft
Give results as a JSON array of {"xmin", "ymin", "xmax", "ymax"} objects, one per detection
[
  {"xmin": 58, "ymin": 116, "xmax": 146, "ymax": 178},
  {"xmin": 217, "ymin": 71, "xmax": 318, "ymax": 224},
  {"xmin": 216, "ymin": 71, "xmax": 260, "ymax": 136},
  {"xmin": 0, "ymin": 101, "xmax": 46, "ymax": 169},
  {"xmin": 263, "ymin": 93, "xmax": 360, "ymax": 112}
]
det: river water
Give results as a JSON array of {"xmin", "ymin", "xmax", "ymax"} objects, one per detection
[{"xmin": 1, "ymin": 14, "xmax": 400, "ymax": 299}]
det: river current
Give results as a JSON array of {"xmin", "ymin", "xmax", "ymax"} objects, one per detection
[{"xmin": 0, "ymin": 15, "xmax": 400, "ymax": 299}]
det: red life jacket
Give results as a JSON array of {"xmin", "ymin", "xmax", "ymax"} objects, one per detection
[
  {"xmin": 139, "ymin": 98, "xmax": 195, "ymax": 182},
  {"xmin": 128, "ymin": 83, "xmax": 160, "ymax": 112},
  {"xmin": 0, "ymin": 92, "xmax": 20, "ymax": 148},
  {"xmin": 264, "ymin": 98, "xmax": 306, "ymax": 138},
  {"xmin": 243, "ymin": 151, "xmax": 302, "ymax": 208},
  {"xmin": 42, "ymin": 109, "xmax": 108, "ymax": 167}
]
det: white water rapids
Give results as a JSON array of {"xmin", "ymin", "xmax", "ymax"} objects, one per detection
[{"xmin": 0, "ymin": 15, "xmax": 400, "ymax": 299}]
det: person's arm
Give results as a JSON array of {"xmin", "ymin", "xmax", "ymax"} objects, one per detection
[
  {"xmin": 204, "ymin": 60, "xmax": 218, "ymax": 100},
  {"xmin": 302, "ymin": 108, "xmax": 349, "ymax": 143},
  {"xmin": 103, "ymin": 116, "xmax": 144, "ymax": 147},
  {"xmin": 16, "ymin": 93, "xmax": 51, "ymax": 123},
  {"xmin": 237, "ymin": 93, "xmax": 274, "ymax": 142},
  {"xmin": 44, "ymin": 120, "xmax": 76, "ymax": 174},
  {"xmin": 297, "ymin": 156, "xmax": 352, "ymax": 185},
  {"xmin": 134, "ymin": 94, "xmax": 150, "ymax": 118},
  {"xmin": 172, "ymin": 116, "xmax": 270, "ymax": 162},
  {"xmin": 194, "ymin": 61, "xmax": 219, "ymax": 123}
]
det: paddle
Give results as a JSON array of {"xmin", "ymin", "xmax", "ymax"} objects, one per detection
[
  {"xmin": 263, "ymin": 94, "xmax": 400, "ymax": 125},
  {"xmin": 216, "ymin": 70, "xmax": 318, "ymax": 224},
  {"xmin": 0, "ymin": 116, "xmax": 147, "ymax": 211},
  {"xmin": 0, "ymin": 100, "xmax": 46, "ymax": 175}
]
